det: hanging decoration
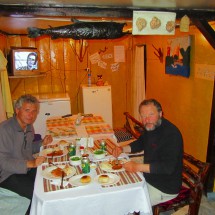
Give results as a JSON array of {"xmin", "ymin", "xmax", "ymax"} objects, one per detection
[
  {"xmin": 69, "ymin": 39, "xmax": 88, "ymax": 62},
  {"xmin": 180, "ymin": 15, "xmax": 190, "ymax": 32},
  {"xmin": 152, "ymin": 44, "xmax": 163, "ymax": 63},
  {"xmin": 27, "ymin": 20, "xmax": 126, "ymax": 40},
  {"xmin": 132, "ymin": 11, "xmax": 176, "ymax": 35}
]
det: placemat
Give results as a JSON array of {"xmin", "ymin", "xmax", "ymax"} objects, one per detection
[
  {"xmin": 92, "ymin": 139, "xmax": 116, "ymax": 155},
  {"xmin": 42, "ymin": 162, "xmax": 142, "ymax": 192},
  {"xmin": 85, "ymin": 124, "xmax": 114, "ymax": 135},
  {"xmin": 46, "ymin": 117, "xmax": 77, "ymax": 137},
  {"xmin": 82, "ymin": 116, "xmax": 104, "ymax": 124},
  {"xmin": 42, "ymin": 138, "xmax": 142, "ymax": 192}
]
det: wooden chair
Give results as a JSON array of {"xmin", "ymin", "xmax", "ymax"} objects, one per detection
[
  {"xmin": 123, "ymin": 112, "xmax": 144, "ymax": 139},
  {"xmin": 153, "ymin": 152, "xmax": 211, "ymax": 215},
  {"xmin": 113, "ymin": 112, "xmax": 144, "ymax": 143}
]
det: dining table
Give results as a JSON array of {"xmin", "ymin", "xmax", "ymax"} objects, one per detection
[
  {"xmin": 45, "ymin": 114, "xmax": 116, "ymax": 141},
  {"xmin": 30, "ymin": 114, "xmax": 152, "ymax": 215}
]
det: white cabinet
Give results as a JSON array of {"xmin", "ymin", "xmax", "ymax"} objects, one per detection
[
  {"xmin": 81, "ymin": 85, "xmax": 113, "ymax": 127},
  {"xmin": 33, "ymin": 93, "xmax": 71, "ymax": 138}
]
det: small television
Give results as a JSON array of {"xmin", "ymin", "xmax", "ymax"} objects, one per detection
[{"xmin": 9, "ymin": 47, "xmax": 40, "ymax": 76}]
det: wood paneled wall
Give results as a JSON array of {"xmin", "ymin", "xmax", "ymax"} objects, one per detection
[{"xmin": 4, "ymin": 34, "xmax": 133, "ymax": 128}]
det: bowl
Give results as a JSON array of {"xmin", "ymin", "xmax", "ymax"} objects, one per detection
[
  {"xmin": 70, "ymin": 156, "xmax": 81, "ymax": 166},
  {"xmin": 93, "ymin": 149, "xmax": 106, "ymax": 160}
]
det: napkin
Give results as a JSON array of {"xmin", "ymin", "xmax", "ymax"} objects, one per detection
[{"xmin": 50, "ymin": 179, "xmax": 69, "ymax": 187}]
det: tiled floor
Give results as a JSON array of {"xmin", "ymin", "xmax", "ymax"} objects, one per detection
[{"xmin": 199, "ymin": 194, "xmax": 215, "ymax": 215}]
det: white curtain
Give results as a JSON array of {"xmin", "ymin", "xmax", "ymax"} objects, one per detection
[{"xmin": 131, "ymin": 45, "xmax": 146, "ymax": 120}]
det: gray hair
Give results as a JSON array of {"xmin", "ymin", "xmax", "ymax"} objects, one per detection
[
  {"xmin": 139, "ymin": 99, "xmax": 162, "ymax": 113},
  {"xmin": 14, "ymin": 94, "xmax": 39, "ymax": 110}
]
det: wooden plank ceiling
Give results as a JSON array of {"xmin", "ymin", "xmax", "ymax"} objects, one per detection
[{"xmin": 0, "ymin": 0, "xmax": 215, "ymax": 48}]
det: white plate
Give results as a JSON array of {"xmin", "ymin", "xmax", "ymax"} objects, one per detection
[
  {"xmin": 42, "ymin": 165, "xmax": 76, "ymax": 180},
  {"xmin": 99, "ymin": 161, "xmax": 125, "ymax": 173},
  {"xmin": 69, "ymin": 174, "xmax": 93, "ymax": 187},
  {"xmin": 40, "ymin": 148, "xmax": 68, "ymax": 158},
  {"xmin": 95, "ymin": 173, "xmax": 120, "ymax": 186}
]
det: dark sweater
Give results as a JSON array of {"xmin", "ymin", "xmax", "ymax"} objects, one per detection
[{"xmin": 130, "ymin": 118, "xmax": 183, "ymax": 194}]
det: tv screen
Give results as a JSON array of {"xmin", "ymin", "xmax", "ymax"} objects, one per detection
[
  {"xmin": 9, "ymin": 47, "xmax": 40, "ymax": 76},
  {"xmin": 15, "ymin": 51, "xmax": 38, "ymax": 70}
]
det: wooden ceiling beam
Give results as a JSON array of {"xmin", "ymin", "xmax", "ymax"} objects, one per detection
[
  {"xmin": 192, "ymin": 18, "xmax": 215, "ymax": 50},
  {"xmin": 0, "ymin": 5, "xmax": 215, "ymax": 21}
]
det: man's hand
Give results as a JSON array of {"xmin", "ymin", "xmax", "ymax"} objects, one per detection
[
  {"xmin": 42, "ymin": 135, "xmax": 53, "ymax": 146},
  {"xmin": 27, "ymin": 156, "xmax": 45, "ymax": 168},
  {"xmin": 112, "ymin": 146, "xmax": 123, "ymax": 158},
  {"xmin": 123, "ymin": 161, "xmax": 150, "ymax": 173}
]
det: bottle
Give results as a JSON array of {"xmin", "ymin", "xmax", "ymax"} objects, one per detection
[
  {"xmin": 75, "ymin": 113, "xmax": 82, "ymax": 125},
  {"xmin": 100, "ymin": 140, "xmax": 107, "ymax": 152},
  {"xmin": 69, "ymin": 143, "xmax": 76, "ymax": 157},
  {"xmin": 87, "ymin": 72, "xmax": 91, "ymax": 87}
]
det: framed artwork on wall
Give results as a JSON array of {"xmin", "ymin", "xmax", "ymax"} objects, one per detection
[{"xmin": 165, "ymin": 36, "xmax": 191, "ymax": 78}]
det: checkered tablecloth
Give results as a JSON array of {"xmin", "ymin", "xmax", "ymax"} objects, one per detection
[
  {"xmin": 82, "ymin": 116, "xmax": 104, "ymax": 124},
  {"xmin": 46, "ymin": 117, "xmax": 77, "ymax": 137},
  {"xmin": 85, "ymin": 124, "xmax": 114, "ymax": 135}
]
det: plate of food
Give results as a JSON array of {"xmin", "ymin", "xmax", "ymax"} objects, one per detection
[
  {"xmin": 95, "ymin": 173, "xmax": 120, "ymax": 186},
  {"xmin": 69, "ymin": 174, "xmax": 92, "ymax": 186},
  {"xmin": 40, "ymin": 147, "xmax": 68, "ymax": 158},
  {"xmin": 99, "ymin": 159, "xmax": 125, "ymax": 172},
  {"xmin": 42, "ymin": 164, "xmax": 76, "ymax": 180}
]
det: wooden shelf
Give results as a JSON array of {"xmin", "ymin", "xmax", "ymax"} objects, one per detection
[{"xmin": 8, "ymin": 73, "xmax": 46, "ymax": 79}]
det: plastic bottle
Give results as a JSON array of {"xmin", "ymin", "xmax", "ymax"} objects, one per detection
[{"xmin": 87, "ymin": 72, "xmax": 91, "ymax": 87}]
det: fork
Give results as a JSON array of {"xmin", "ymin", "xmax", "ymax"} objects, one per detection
[{"xmin": 60, "ymin": 171, "xmax": 65, "ymax": 189}]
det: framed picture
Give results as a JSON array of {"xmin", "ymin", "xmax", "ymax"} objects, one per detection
[{"xmin": 165, "ymin": 36, "xmax": 191, "ymax": 78}]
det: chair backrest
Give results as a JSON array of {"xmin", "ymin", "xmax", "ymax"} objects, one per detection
[
  {"xmin": 182, "ymin": 152, "xmax": 211, "ymax": 214},
  {"xmin": 123, "ymin": 112, "xmax": 144, "ymax": 139}
]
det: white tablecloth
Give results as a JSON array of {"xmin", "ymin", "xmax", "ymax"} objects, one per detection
[{"xmin": 30, "ymin": 166, "xmax": 152, "ymax": 215}]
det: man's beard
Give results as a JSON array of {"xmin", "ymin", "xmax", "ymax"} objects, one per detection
[{"xmin": 144, "ymin": 118, "xmax": 162, "ymax": 131}]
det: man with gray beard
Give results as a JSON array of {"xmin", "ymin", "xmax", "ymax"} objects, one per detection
[{"xmin": 113, "ymin": 99, "xmax": 183, "ymax": 206}]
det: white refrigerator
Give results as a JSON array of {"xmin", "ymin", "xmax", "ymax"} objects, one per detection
[
  {"xmin": 33, "ymin": 93, "xmax": 71, "ymax": 138},
  {"xmin": 81, "ymin": 85, "xmax": 113, "ymax": 127}
]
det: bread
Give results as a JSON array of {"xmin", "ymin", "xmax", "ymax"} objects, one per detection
[
  {"xmin": 80, "ymin": 175, "xmax": 91, "ymax": 184},
  {"xmin": 59, "ymin": 140, "xmax": 68, "ymax": 145},
  {"xmin": 98, "ymin": 174, "xmax": 110, "ymax": 183}
]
